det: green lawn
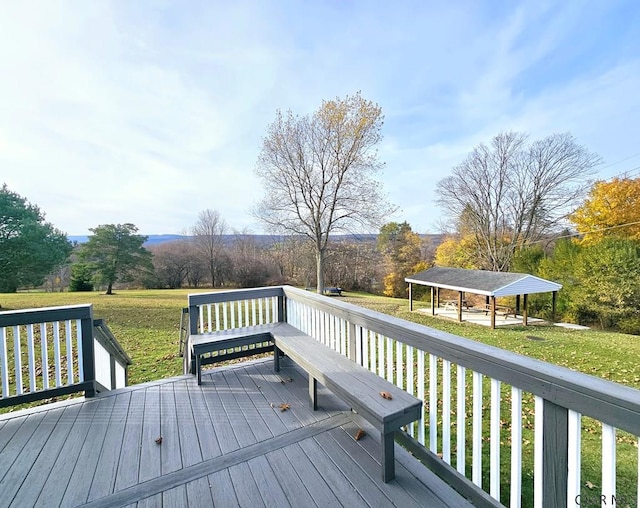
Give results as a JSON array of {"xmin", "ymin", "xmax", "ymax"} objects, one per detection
[{"xmin": 2, "ymin": 289, "xmax": 637, "ymax": 389}]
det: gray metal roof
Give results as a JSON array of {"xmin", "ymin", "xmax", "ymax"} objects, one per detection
[{"xmin": 405, "ymin": 266, "xmax": 562, "ymax": 297}]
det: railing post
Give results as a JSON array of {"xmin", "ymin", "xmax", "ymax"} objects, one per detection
[
  {"xmin": 277, "ymin": 291, "xmax": 285, "ymax": 323},
  {"xmin": 542, "ymin": 400, "xmax": 568, "ymax": 508},
  {"xmin": 110, "ymin": 355, "xmax": 116, "ymax": 390},
  {"xmin": 80, "ymin": 308, "xmax": 96, "ymax": 398},
  {"xmin": 188, "ymin": 302, "xmax": 199, "ymax": 335}
]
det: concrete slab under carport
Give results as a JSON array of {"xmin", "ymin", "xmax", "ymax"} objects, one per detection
[{"xmin": 418, "ymin": 306, "xmax": 546, "ymax": 327}]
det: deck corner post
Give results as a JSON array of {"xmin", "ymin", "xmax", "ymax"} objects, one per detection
[
  {"xmin": 82, "ymin": 308, "xmax": 96, "ymax": 398},
  {"xmin": 409, "ymin": 283, "xmax": 413, "ymax": 311},
  {"xmin": 542, "ymin": 400, "xmax": 569, "ymax": 508},
  {"xmin": 277, "ymin": 288, "xmax": 286, "ymax": 323}
]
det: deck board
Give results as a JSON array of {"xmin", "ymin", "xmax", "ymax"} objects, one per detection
[{"xmin": 0, "ymin": 358, "xmax": 474, "ymax": 508}]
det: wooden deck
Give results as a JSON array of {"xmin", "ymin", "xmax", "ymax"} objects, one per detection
[{"xmin": 0, "ymin": 358, "xmax": 472, "ymax": 508}]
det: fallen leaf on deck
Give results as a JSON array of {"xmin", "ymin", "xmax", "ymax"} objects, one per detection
[
  {"xmin": 279, "ymin": 403, "xmax": 291, "ymax": 412},
  {"xmin": 355, "ymin": 429, "xmax": 366, "ymax": 441},
  {"xmin": 155, "ymin": 437, "xmax": 163, "ymax": 445},
  {"xmin": 280, "ymin": 379, "xmax": 285, "ymax": 384},
  {"xmin": 380, "ymin": 391, "xmax": 393, "ymax": 400}
]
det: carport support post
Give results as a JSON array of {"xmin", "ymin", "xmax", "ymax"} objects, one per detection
[
  {"xmin": 552, "ymin": 291, "xmax": 557, "ymax": 323},
  {"xmin": 457, "ymin": 291, "xmax": 463, "ymax": 322},
  {"xmin": 490, "ymin": 296, "xmax": 496, "ymax": 329},
  {"xmin": 431, "ymin": 287, "xmax": 436, "ymax": 315},
  {"xmin": 523, "ymin": 294, "xmax": 528, "ymax": 325},
  {"xmin": 409, "ymin": 283, "xmax": 413, "ymax": 311}
]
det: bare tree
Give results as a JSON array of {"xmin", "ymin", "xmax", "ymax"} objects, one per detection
[
  {"xmin": 435, "ymin": 131, "xmax": 601, "ymax": 271},
  {"xmin": 192, "ymin": 209, "xmax": 227, "ymax": 287},
  {"xmin": 254, "ymin": 92, "xmax": 396, "ymax": 293},
  {"xmin": 149, "ymin": 240, "xmax": 192, "ymax": 289}
]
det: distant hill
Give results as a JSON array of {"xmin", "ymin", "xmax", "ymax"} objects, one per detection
[
  {"xmin": 68, "ymin": 233, "xmax": 444, "ymax": 247},
  {"xmin": 68, "ymin": 234, "xmax": 187, "ymax": 246}
]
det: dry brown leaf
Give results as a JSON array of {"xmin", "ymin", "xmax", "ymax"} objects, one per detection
[
  {"xmin": 354, "ymin": 429, "xmax": 366, "ymax": 441},
  {"xmin": 380, "ymin": 391, "xmax": 393, "ymax": 400},
  {"xmin": 280, "ymin": 379, "xmax": 285, "ymax": 384},
  {"xmin": 279, "ymin": 403, "xmax": 291, "ymax": 412},
  {"xmin": 155, "ymin": 436, "xmax": 163, "ymax": 445}
]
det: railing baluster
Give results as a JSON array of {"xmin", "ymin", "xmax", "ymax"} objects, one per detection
[
  {"xmin": 76, "ymin": 319, "xmax": 84, "ymax": 382},
  {"xmin": 457, "ymin": 365, "xmax": 466, "ymax": 475},
  {"xmin": 65, "ymin": 320, "xmax": 74, "ymax": 384},
  {"xmin": 429, "ymin": 354, "xmax": 438, "ymax": 453},
  {"xmin": 207, "ymin": 304, "xmax": 212, "ymax": 332},
  {"xmin": 53, "ymin": 321, "xmax": 62, "ymax": 387},
  {"xmin": 251, "ymin": 299, "xmax": 256, "ymax": 326},
  {"xmin": 1, "ymin": 327, "xmax": 9, "ymax": 396},
  {"xmin": 418, "ymin": 349, "xmax": 425, "ymax": 446},
  {"xmin": 40, "ymin": 323, "xmax": 49, "ymax": 390},
  {"xmin": 567, "ymin": 410, "xmax": 581, "ymax": 507},
  {"xmin": 511, "ymin": 387, "xmax": 523, "ymax": 508},
  {"xmin": 223, "ymin": 302, "xmax": 228, "ymax": 329},
  {"xmin": 361, "ymin": 327, "xmax": 368, "ymax": 368},
  {"xmin": 534, "ymin": 395, "xmax": 544, "ymax": 508},
  {"xmin": 377, "ymin": 333, "xmax": 384, "ymax": 378},
  {"xmin": 215, "ymin": 303, "xmax": 220, "ymax": 331},
  {"xmin": 370, "ymin": 331, "xmax": 377, "ymax": 374},
  {"xmin": 14, "ymin": 325, "xmax": 23, "ymax": 395},
  {"xmin": 396, "ymin": 340, "xmax": 403, "ymax": 389},
  {"xmin": 442, "ymin": 359, "xmax": 451, "ymax": 463},
  {"xmin": 386, "ymin": 337, "xmax": 393, "ymax": 382},
  {"xmin": 199, "ymin": 306, "xmax": 205, "ymax": 333},
  {"xmin": 258, "ymin": 298, "xmax": 264, "ymax": 325},
  {"xmin": 472, "ymin": 371, "xmax": 483, "ymax": 487},
  {"xmin": 407, "ymin": 345, "xmax": 414, "ymax": 437},
  {"xmin": 602, "ymin": 424, "xmax": 616, "ymax": 505},
  {"xmin": 27, "ymin": 324, "xmax": 36, "ymax": 392},
  {"xmin": 490, "ymin": 378, "xmax": 501, "ymax": 500}
]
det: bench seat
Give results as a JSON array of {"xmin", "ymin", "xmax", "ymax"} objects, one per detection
[
  {"xmin": 271, "ymin": 322, "xmax": 422, "ymax": 482},
  {"xmin": 190, "ymin": 323, "xmax": 279, "ymax": 385}
]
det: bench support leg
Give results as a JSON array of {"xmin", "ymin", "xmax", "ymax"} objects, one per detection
[
  {"xmin": 309, "ymin": 377, "xmax": 317, "ymax": 410},
  {"xmin": 274, "ymin": 345, "xmax": 281, "ymax": 372},
  {"xmin": 381, "ymin": 431, "xmax": 396, "ymax": 482},
  {"xmin": 196, "ymin": 354, "xmax": 202, "ymax": 385}
]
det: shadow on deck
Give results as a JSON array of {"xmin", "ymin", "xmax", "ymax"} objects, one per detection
[{"xmin": 0, "ymin": 358, "xmax": 470, "ymax": 507}]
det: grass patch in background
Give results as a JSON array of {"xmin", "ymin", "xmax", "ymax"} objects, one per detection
[{"xmin": 1, "ymin": 288, "xmax": 637, "ymax": 389}]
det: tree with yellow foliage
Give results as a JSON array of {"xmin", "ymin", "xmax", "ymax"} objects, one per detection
[
  {"xmin": 571, "ymin": 177, "xmax": 640, "ymax": 245},
  {"xmin": 433, "ymin": 235, "xmax": 480, "ymax": 269},
  {"xmin": 377, "ymin": 221, "xmax": 425, "ymax": 297}
]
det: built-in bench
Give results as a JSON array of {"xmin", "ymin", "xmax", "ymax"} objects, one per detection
[
  {"xmin": 189, "ymin": 321, "xmax": 422, "ymax": 482},
  {"xmin": 190, "ymin": 323, "xmax": 279, "ymax": 385},
  {"xmin": 271, "ymin": 322, "xmax": 422, "ymax": 482}
]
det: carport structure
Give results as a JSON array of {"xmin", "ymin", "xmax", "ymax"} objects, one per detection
[{"xmin": 405, "ymin": 266, "xmax": 562, "ymax": 329}]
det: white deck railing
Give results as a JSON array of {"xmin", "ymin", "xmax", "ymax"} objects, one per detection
[
  {"xmin": 0, "ymin": 305, "xmax": 130, "ymax": 408},
  {"xmin": 188, "ymin": 286, "xmax": 640, "ymax": 508}
]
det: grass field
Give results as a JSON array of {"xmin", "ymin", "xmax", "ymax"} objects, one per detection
[
  {"xmin": 1, "ymin": 288, "xmax": 638, "ymax": 506},
  {"xmin": 2, "ymin": 288, "xmax": 638, "ymax": 389}
]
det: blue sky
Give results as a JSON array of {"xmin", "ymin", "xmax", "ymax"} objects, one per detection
[{"xmin": 1, "ymin": 1, "xmax": 639, "ymax": 235}]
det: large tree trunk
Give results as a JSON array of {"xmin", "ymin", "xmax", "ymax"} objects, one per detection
[
  {"xmin": 106, "ymin": 282, "xmax": 113, "ymax": 295},
  {"xmin": 316, "ymin": 248, "xmax": 325, "ymax": 295}
]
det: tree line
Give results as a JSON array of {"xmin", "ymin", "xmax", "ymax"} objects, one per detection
[{"xmin": 2, "ymin": 92, "xmax": 638, "ymax": 333}]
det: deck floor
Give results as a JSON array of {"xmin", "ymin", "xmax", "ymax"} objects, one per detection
[{"xmin": 0, "ymin": 358, "xmax": 472, "ymax": 507}]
